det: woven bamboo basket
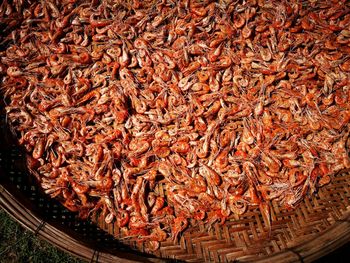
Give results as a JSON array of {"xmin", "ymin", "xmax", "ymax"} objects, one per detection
[
  {"xmin": 1, "ymin": 2, "xmax": 350, "ymax": 260},
  {"xmin": 1, "ymin": 96, "xmax": 350, "ymax": 263}
]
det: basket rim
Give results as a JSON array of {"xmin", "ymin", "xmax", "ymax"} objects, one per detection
[
  {"xmin": 1, "ymin": 181, "xmax": 350, "ymax": 263},
  {"xmin": 247, "ymin": 210, "xmax": 350, "ymax": 263},
  {"xmin": 0, "ymin": 183, "xmax": 165, "ymax": 263}
]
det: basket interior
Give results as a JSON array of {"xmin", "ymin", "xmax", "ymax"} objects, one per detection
[{"xmin": 92, "ymin": 169, "xmax": 350, "ymax": 262}]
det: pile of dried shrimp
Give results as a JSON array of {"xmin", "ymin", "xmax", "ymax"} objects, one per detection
[{"xmin": 1, "ymin": 0, "xmax": 350, "ymax": 251}]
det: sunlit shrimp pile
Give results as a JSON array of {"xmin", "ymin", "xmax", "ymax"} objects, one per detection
[{"xmin": 1, "ymin": 0, "xmax": 350, "ymax": 250}]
